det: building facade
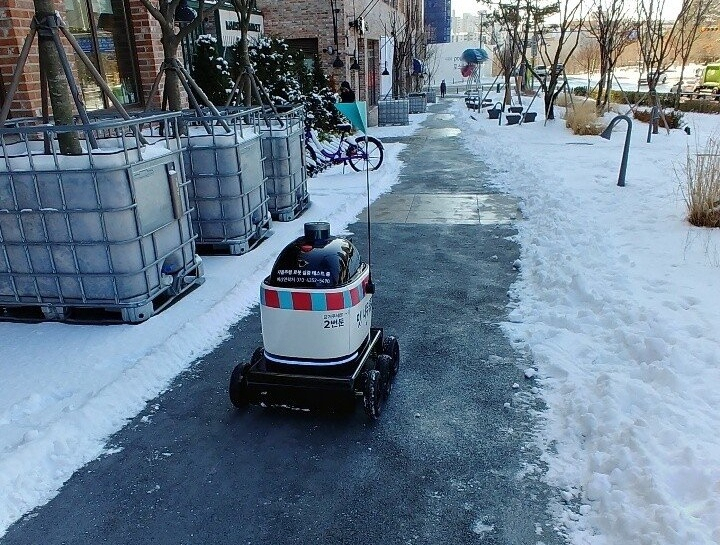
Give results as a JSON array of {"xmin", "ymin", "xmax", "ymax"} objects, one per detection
[
  {"xmin": 0, "ymin": 0, "xmax": 422, "ymax": 119},
  {"xmin": 425, "ymin": 0, "xmax": 450, "ymax": 43},
  {"xmin": 0, "ymin": 0, "xmax": 169, "ymax": 117},
  {"xmin": 257, "ymin": 0, "xmax": 423, "ymax": 112}
]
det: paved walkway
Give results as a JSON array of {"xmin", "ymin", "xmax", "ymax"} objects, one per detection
[{"xmin": 1, "ymin": 99, "xmax": 566, "ymax": 545}]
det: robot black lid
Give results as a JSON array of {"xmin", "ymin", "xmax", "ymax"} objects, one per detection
[
  {"xmin": 266, "ymin": 232, "xmax": 364, "ymax": 289},
  {"xmin": 304, "ymin": 222, "xmax": 331, "ymax": 241}
]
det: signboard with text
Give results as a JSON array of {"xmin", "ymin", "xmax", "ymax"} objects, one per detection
[{"xmin": 217, "ymin": 9, "xmax": 263, "ymax": 48}]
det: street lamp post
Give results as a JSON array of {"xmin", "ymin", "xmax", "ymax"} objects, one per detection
[{"xmin": 600, "ymin": 115, "xmax": 633, "ymax": 187}]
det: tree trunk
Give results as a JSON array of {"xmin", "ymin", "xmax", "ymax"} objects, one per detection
[
  {"xmin": 596, "ymin": 71, "xmax": 607, "ymax": 111},
  {"xmin": 239, "ymin": 28, "xmax": 252, "ymax": 106},
  {"xmin": 675, "ymin": 62, "xmax": 687, "ymax": 109},
  {"xmin": 34, "ymin": 0, "xmax": 81, "ymax": 154},
  {"xmin": 602, "ymin": 76, "xmax": 612, "ymax": 112},
  {"xmin": 544, "ymin": 92, "xmax": 555, "ymax": 120},
  {"xmin": 649, "ymin": 87, "xmax": 659, "ymax": 134},
  {"xmin": 503, "ymin": 73, "xmax": 512, "ymax": 105},
  {"xmin": 162, "ymin": 36, "xmax": 183, "ymax": 111},
  {"xmin": 545, "ymin": 74, "xmax": 560, "ymax": 120}
]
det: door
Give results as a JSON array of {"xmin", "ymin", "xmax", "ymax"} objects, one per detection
[{"xmin": 64, "ymin": 0, "xmax": 140, "ymax": 109}]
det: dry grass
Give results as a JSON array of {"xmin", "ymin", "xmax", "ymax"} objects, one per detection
[
  {"xmin": 555, "ymin": 93, "xmax": 570, "ymax": 107},
  {"xmin": 633, "ymin": 108, "xmax": 685, "ymax": 129},
  {"xmin": 683, "ymin": 137, "xmax": 720, "ymax": 228},
  {"xmin": 564, "ymin": 102, "xmax": 604, "ymax": 136}
]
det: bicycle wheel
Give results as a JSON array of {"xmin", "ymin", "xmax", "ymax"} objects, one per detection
[{"xmin": 348, "ymin": 136, "xmax": 384, "ymax": 172}]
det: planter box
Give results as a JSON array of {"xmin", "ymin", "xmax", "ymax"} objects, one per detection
[
  {"xmin": 425, "ymin": 89, "xmax": 437, "ymax": 103},
  {"xmin": 258, "ymin": 106, "xmax": 309, "ymax": 222},
  {"xmin": 181, "ymin": 108, "xmax": 271, "ymax": 255},
  {"xmin": 0, "ymin": 113, "xmax": 202, "ymax": 322},
  {"xmin": 378, "ymin": 99, "xmax": 409, "ymax": 126},
  {"xmin": 408, "ymin": 93, "xmax": 427, "ymax": 114}
]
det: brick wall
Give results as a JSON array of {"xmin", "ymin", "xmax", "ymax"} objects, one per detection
[
  {"xmin": 256, "ymin": 0, "xmax": 401, "ymax": 104},
  {"xmin": 257, "ymin": 0, "xmax": 343, "ymax": 86},
  {"xmin": 0, "ymin": 0, "xmax": 40, "ymax": 117},
  {"xmin": 128, "ymin": 0, "xmax": 165, "ymax": 109}
]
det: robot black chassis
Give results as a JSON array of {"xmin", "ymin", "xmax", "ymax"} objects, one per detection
[{"xmin": 229, "ymin": 328, "xmax": 400, "ymax": 420}]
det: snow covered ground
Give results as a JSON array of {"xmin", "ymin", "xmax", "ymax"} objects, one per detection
[
  {"xmin": 3, "ymin": 95, "xmax": 720, "ymax": 545},
  {"xmin": 564, "ymin": 64, "xmax": 704, "ymax": 94},
  {"xmin": 0, "ymin": 118, "xmax": 422, "ymax": 537},
  {"xmin": 455, "ymin": 97, "xmax": 720, "ymax": 544}
]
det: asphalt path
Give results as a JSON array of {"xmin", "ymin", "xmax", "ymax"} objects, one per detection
[{"xmin": 1, "ymin": 100, "xmax": 566, "ymax": 545}]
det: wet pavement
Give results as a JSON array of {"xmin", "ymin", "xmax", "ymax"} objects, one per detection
[{"xmin": 1, "ymin": 99, "xmax": 566, "ymax": 545}]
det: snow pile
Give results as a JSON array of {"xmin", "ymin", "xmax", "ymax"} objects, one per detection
[
  {"xmin": 0, "ymin": 126, "xmax": 409, "ymax": 537},
  {"xmin": 455, "ymin": 97, "xmax": 720, "ymax": 544}
]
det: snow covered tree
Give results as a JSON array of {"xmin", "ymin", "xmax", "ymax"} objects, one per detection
[
  {"xmin": 231, "ymin": 38, "xmax": 341, "ymax": 136},
  {"xmin": 586, "ymin": 0, "xmax": 636, "ymax": 113},
  {"xmin": 244, "ymin": 36, "xmax": 303, "ymax": 106},
  {"xmin": 302, "ymin": 58, "xmax": 343, "ymax": 135},
  {"xmin": 303, "ymin": 87, "xmax": 344, "ymax": 135},
  {"xmin": 192, "ymin": 35, "xmax": 232, "ymax": 106},
  {"xmin": 310, "ymin": 52, "xmax": 327, "ymax": 91}
]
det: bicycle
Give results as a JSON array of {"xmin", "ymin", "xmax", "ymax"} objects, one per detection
[{"xmin": 305, "ymin": 123, "xmax": 384, "ymax": 175}]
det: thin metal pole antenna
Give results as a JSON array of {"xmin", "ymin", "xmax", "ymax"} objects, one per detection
[{"xmin": 364, "ymin": 137, "xmax": 374, "ymax": 294}]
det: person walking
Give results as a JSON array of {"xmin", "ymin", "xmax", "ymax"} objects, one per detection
[
  {"xmin": 440, "ymin": 79, "xmax": 447, "ymax": 98},
  {"xmin": 339, "ymin": 81, "xmax": 356, "ymax": 103}
]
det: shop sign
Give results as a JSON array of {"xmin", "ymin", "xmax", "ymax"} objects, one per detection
[{"xmin": 217, "ymin": 9, "xmax": 263, "ymax": 48}]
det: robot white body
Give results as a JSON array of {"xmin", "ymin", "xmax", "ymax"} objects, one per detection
[{"xmin": 261, "ymin": 266, "xmax": 372, "ymax": 364}]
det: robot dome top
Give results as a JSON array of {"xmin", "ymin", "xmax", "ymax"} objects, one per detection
[{"xmin": 266, "ymin": 222, "xmax": 364, "ymax": 290}]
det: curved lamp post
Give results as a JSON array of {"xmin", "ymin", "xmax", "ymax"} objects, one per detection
[
  {"xmin": 600, "ymin": 114, "xmax": 632, "ymax": 187},
  {"xmin": 494, "ymin": 101, "xmax": 503, "ymax": 126}
]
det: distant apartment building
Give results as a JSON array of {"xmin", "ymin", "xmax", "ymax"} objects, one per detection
[
  {"xmin": 450, "ymin": 11, "xmax": 487, "ymax": 43},
  {"xmin": 425, "ymin": 0, "xmax": 451, "ymax": 43}
]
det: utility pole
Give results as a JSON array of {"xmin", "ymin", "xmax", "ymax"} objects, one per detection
[{"xmin": 479, "ymin": 10, "xmax": 484, "ymax": 45}]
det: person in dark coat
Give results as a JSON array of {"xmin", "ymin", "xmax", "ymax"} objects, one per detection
[
  {"xmin": 440, "ymin": 79, "xmax": 447, "ymax": 98},
  {"xmin": 339, "ymin": 81, "xmax": 356, "ymax": 103}
]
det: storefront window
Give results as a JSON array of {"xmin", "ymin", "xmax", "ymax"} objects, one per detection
[{"xmin": 64, "ymin": 0, "xmax": 139, "ymax": 110}]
